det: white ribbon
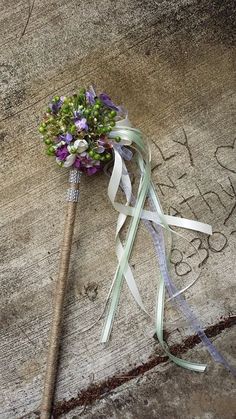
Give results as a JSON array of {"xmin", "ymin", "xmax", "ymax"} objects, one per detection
[{"xmin": 104, "ymin": 120, "xmax": 212, "ymax": 321}]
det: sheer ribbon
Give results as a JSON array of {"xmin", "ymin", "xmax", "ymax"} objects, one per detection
[{"xmin": 101, "ymin": 118, "xmax": 235, "ymax": 375}]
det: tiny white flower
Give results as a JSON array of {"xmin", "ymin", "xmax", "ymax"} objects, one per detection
[
  {"xmin": 63, "ymin": 154, "xmax": 76, "ymax": 167},
  {"xmin": 74, "ymin": 139, "xmax": 88, "ymax": 153}
]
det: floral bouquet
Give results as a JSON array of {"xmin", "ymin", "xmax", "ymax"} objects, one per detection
[{"xmin": 39, "ymin": 87, "xmax": 125, "ymax": 174}]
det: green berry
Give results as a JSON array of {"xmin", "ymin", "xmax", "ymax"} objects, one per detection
[
  {"xmin": 109, "ymin": 110, "xmax": 117, "ymax": 118},
  {"xmin": 49, "ymin": 146, "xmax": 55, "ymax": 154},
  {"xmin": 70, "ymin": 125, "xmax": 76, "ymax": 134},
  {"xmin": 105, "ymin": 153, "xmax": 111, "ymax": 160},
  {"xmin": 88, "ymin": 150, "xmax": 95, "ymax": 157},
  {"xmin": 39, "ymin": 126, "xmax": 46, "ymax": 133},
  {"xmin": 44, "ymin": 138, "xmax": 52, "ymax": 145},
  {"xmin": 101, "ymin": 126, "xmax": 108, "ymax": 133},
  {"xmin": 110, "ymin": 120, "xmax": 115, "ymax": 127},
  {"xmin": 93, "ymin": 153, "xmax": 100, "ymax": 160},
  {"xmin": 115, "ymin": 136, "xmax": 121, "ymax": 142},
  {"xmin": 53, "ymin": 95, "xmax": 60, "ymax": 102}
]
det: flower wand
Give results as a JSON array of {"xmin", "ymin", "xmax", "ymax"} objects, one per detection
[
  {"xmin": 39, "ymin": 88, "xmax": 121, "ymax": 418},
  {"xmin": 39, "ymin": 86, "xmax": 235, "ymax": 418}
]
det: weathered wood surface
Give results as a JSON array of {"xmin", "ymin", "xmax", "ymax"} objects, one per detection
[{"xmin": 0, "ymin": 0, "xmax": 235, "ymax": 418}]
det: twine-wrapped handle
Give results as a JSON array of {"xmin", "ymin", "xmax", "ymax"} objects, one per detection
[{"xmin": 41, "ymin": 169, "xmax": 81, "ymax": 419}]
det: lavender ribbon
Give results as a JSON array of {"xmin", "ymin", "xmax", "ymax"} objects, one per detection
[
  {"xmin": 145, "ymin": 208, "xmax": 236, "ymax": 376},
  {"xmin": 118, "ymin": 149, "xmax": 236, "ymax": 375}
]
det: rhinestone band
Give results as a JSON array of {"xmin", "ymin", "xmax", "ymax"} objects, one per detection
[
  {"xmin": 67, "ymin": 189, "xmax": 80, "ymax": 202},
  {"xmin": 69, "ymin": 169, "xmax": 81, "ymax": 184}
]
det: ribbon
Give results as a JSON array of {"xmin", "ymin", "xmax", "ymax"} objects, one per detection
[{"xmin": 101, "ymin": 118, "xmax": 236, "ymax": 375}]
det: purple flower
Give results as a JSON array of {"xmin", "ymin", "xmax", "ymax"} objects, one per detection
[
  {"xmin": 59, "ymin": 132, "xmax": 73, "ymax": 143},
  {"xmin": 74, "ymin": 158, "xmax": 82, "ymax": 169},
  {"xmin": 56, "ymin": 145, "xmax": 69, "ymax": 161},
  {"xmin": 75, "ymin": 117, "xmax": 88, "ymax": 131},
  {"xmin": 49, "ymin": 96, "xmax": 64, "ymax": 114},
  {"xmin": 86, "ymin": 166, "xmax": 100, "ymax": 176},
  {"xmin": 74, "ymin": 153, "xmax": 91, "ymax": 169},
  {"xmin": 98, "ymin": 138, "xmax": 106, "ymax": 146},
  {"xmin": 98, "ymin": 137, "xmax": 113, "ymax": 149},
  {"xmin": 73, "ymin": 153, "xmax": 101, "ymax": 176},
  {"xmin": 86, "ymin": 90, "xmax": 95, "ymax": 105},
  {"xmin": 78, "ymin": 152, "xmax": 92, "ymax": 167},
  {"xmin": 99, "ymin": 93, "xmax": 119, "ymax": 111}
]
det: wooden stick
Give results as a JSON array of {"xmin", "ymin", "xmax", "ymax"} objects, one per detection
[{"xmin": 41, "ymin": 169, "xmax": 81, "ymax": 419}]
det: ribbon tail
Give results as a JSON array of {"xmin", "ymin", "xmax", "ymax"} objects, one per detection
[
  {"xmin": 148, "ymin": 184, "xmax": 236, "ymax": 376},
  {"xmin": 101, "ymin": 121, "xmax": 235, "ymax": 376},
  {"xmin": 155, "ymin": 272, "xmax": 206, "ymax": 372},
  {"xmin": 101, "ymin": 135, "xmax": 151, "ymax": 343},
  {"xmin": 134, "ymin": 155, "xmax": 236, "ymax": 374}
]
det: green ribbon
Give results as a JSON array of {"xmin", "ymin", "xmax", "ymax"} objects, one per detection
[
  {"xmin": 102, "ymin": 122, "xmax": 209, "ymax": 371},
  {"xmin": 101, "ymin": 128, "xmax": 151, "ymax": 342}
]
